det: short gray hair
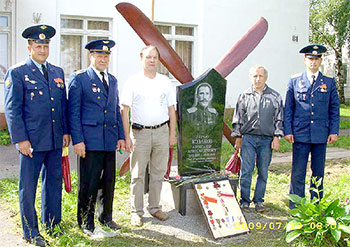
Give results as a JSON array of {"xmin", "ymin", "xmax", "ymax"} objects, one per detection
[
  {"xmin": 249, "ymin": 65, "xmax": 268, "ymax": 78},
  {"xmin": 140, "ymin": 45, "xmax": 160, "ymax": 59}
]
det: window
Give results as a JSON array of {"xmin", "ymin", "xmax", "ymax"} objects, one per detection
[
  {"xmin": 0, "ymin": 14, "xmax": 10, "ymax": 81},
  {"xmin": 60, "ymin": 16, "xmax": 112, "ymax": 80},
  {"xmin": 155, "ymin": 23, "xmax": 196, "ymax": 79}
]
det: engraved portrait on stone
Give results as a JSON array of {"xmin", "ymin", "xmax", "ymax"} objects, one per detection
[{"xmin": 186, "ymin": 82, "xmax": 218, "ymax": 125}]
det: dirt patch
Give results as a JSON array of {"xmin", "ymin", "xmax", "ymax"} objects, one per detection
[{"xmin": 0, "ymin": 204, "xmax": 28, "ymax": 246}]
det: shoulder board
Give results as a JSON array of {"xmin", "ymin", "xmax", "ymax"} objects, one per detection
[
  {"xmin": 48, "ymin": 62, "xmax": 61, "ymax": 69},
  {"xmin": 75, "ymin": 69, "xmax": 86, "ymax": 75},
  {"xmin": 291, "ymin": 73, "xmax": 302, "ymax": 79},
  {"xmin": 320, "ymin": 74, "xmax": 333, "ymax": 80},
  {"xmin": 208, "ymin": 107, "xmax": 218, "ymax": 114},
  {"xmin": 9, "ymin": 61, "xmax": 25, "ymax": 69},
  {"xmin": 187, "ymin": 107, "xmax": 197, "ymax": 114}
]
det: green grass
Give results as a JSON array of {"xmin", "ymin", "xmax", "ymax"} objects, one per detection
[
  {"xmin": 1, "ymin": 157, "xmax": 349, "ymax": 246},
  {"xmin": 328, "ymin": 135, "xmax": 350, "ymax": 149},
  {"xmin": 340, "ymin": 121, "xmax": 350, "ymax": 129},
  {"xmin": 340, "ymin": 104, "xmax": 350, "ymax": 117}
]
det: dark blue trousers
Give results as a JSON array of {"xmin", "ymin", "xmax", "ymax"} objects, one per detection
[
  {"xmin": 289, "ymin": 142, "xmax": 326, "ymax": 209},
  {"xmin": 19, "ymin": 149, "xmax": 62, "ymax": 239},
  {"xmin": 77, "ymin": 151, "xmax": 116, "ymax": 231}
]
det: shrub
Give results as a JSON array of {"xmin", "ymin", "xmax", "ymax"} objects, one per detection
[
  {"xmin": 0, "ymin": 127, "xmax": 11, "ymax": 145},
  {"xmin": 285, "ymin": 178, "xmax": 350, "ymax": 246}
]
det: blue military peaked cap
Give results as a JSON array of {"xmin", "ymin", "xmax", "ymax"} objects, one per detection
[
  {"xmin": 299, "ymin": 44, "xmax": 327, "ymax": 58},
  {"xmin": 85, "ymin": 39, "xmax": 115, "ymax": 54},
  {"xmin": 22, "ymin": 24, "xmax": 56, "ymax": 44}
]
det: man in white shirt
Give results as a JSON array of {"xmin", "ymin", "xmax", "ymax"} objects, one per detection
[{"xmin": 121, "ymin": 45, "xmax": 177, "ymax": 227}]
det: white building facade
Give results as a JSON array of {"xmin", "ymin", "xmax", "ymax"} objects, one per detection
[{"xmin": 0, "ymin": 0, "xmax": 310, "ymax": 114}]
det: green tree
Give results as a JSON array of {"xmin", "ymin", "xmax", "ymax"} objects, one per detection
[{"xmin": 309, "ymin": 0, "xmax": 350, "ymax": 102}]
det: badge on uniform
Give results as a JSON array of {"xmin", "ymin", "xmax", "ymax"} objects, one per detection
[
  {"xmin": 320, "ymin": 83, "xmax": 327, "ymax": 93},
  {"xmin": 5, "ymin": 79, "xmax": 11, "ymax": 88},
  {"xmin": 92, "ymin": 87, "xmax": 97, "ymax": 93},
  {"xmin": 25, "ymin": 75, "xmax": 37, "ymax": 84},
  {"xmin": 54, "ymin": 78, "xmax": 64, "ymax": 88},
  {"xmin": 298, "ymin": 80, "xmax": 305, "ymax": 88}
]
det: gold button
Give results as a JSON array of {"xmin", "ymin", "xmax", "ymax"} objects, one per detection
[
  {"xmin": 104, "ymin": 124, "xmax": 107, "ymax": 128},
  {"xmin": 97, "ymin": 96, "xmax": 100, "ymax": 100},
  {"xmin": 312, "ymin": 112, "xmax": 314, "ymax": 115},
  {"xmin": 312, "ymin": 103, "xmax": 314, "ymax": 107},
  {"xmin": 104, "ymin": 110, "xmax": 107, "ymax": 113},
  {"xmin": 311, "ymin": 95, "xmax": 314, "ymax": 98},
  {"xmin": 51, "ymin": 97, "xmax": 54, "ymax": 101},
  {"xmin": 51, "ymin": 108, "xmax": 55, "ymax": 112},
  {"xmin": 311, "ymin": 120, "xmax": 314, "ymax": 124},
  {"xmin": 52, "ymin": 120, "xmax": 55, "ymax": 123}
]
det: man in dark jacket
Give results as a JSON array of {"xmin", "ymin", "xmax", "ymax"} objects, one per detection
[
  {"xmin": 4, "ymin": 24, "xmax": 70, "ymax": 246},
  {"xmin": 284, "ymin": 44, "xmax": 340, "ymax": 209},
  {"xmin": 68, "ymin": 39, "xmax": 125, "ymax": 235}
]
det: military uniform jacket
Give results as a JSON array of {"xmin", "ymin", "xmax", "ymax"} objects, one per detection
[
  {"xmin": 284, "ymin": 71, "xmax": 340, "ymax": 143},
  {"xmin": 4, "ymin": 58, "xmax": 68, "ymax": 152},
  {"xmin": 68, "ymin": 67, "xmax": 124, "ymax": 151}
]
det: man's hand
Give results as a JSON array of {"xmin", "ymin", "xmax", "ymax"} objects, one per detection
[
  {"xmin": 74, "ymin": 142, "xmax": 86, "ymax": 158},
  {"xmin": 271, "ymin": 136, "xmax": 280, "ymax": 151},
  {"xmin": 125, "ymin": 136, "xmax": 134, "ymax": 152},
  {"xmin": 18, "ymin": 140, "xmax": 33, "ymax": 158},
  {"xmin": 284, "ymin": 134, "xmax": 294, "ymax": 143},
  {"xmin": 169, "ymin": 133, "xmax": 177, "ymax": 146},
  {"xmin": 117, "ymin": 140, "xmax": 126, "ymax": 152},
  {"xmin": 235, "ymin": 137, "xmax": 242, "ymax": 150},
  {"xmin": 327, "ymin": 134, "xmax": 338, "ymax": 144},
  {"xmin": 63, "ymin": 134, "xmax": 70, "ymax": 147}
]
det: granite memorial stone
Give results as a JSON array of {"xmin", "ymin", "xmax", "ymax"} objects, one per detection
[{"xmin": 177, "ymin": 69, "xmax": 226, "ymax": 175}]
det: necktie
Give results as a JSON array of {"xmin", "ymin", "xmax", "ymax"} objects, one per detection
[
  {"xmin": 42, "ymin": 64, "xmax": 48, "ymax": 81},
  {"xmin": 311, "ymin": 75, "xmax": 316, "ymax": 86},
  {"xmin": 100, "ymin": 72, "xmax": 109, "ymax": 92}
]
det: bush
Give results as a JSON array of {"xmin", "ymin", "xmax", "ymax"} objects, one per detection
[
  {"xmin": 285, "ymin": 178, "xmax": 350, "ymax": 246},
  {"xmin": 0, "ymin": 128, "xmax": 11, "ymax": 145}
]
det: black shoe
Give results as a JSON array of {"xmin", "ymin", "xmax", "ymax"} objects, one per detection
[
  {"xmin": 240, "ymin": 202, "xmax": 250, "ymax": 212},
  {"xmin": 102, "ymin": 220, "xmax": 121, "ymax": 230},
  {"xmin": 255, "ymin": 202, "xmax": 268, "ymax": 213},
  {"xmin": 25, "ymin": 234, "xmax": 50, "ymax": 247}
]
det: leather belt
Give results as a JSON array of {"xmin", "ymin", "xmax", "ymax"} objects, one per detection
[{"xmin": 132, "ymin": 121, "xmax": 169, "ymax": 130}]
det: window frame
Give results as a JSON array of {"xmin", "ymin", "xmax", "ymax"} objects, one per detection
[
  {"xmin": 154, "ymin": 22, "xmax": 197, "ymax": 81},
  {"xmin": 0, "ymin": 12, "xmax": 11, "ymax": 82},
  {"xmin": 60, "ymin": 15, "xmax": 113, "ymax": 78}
]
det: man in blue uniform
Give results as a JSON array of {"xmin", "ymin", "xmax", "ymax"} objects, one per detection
[
  {"xmin": 4, "ymin": 24, "xmax": 70, "ymax": 246},
  {"xmin": 68, "ymin": 39, "xmax": 125, "ymax": 236},
  {"xmin": 284, "ymin": 44, "xmax": 340, "ymax": 209}
]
